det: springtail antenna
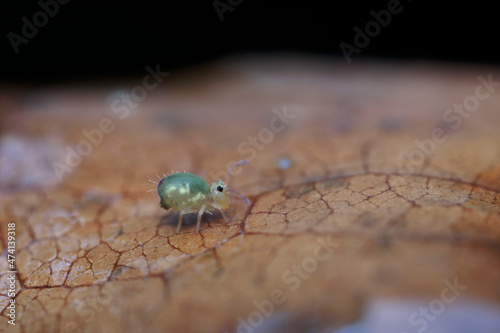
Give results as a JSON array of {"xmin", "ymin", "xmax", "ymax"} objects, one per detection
[
  {"xmin": 225, "ymin": 159, "xmax": 251, "ymax": 205},
  {"xmin": 225, "ymin": 159, "xmax": 249, "ymax": 183},
  {"xmin": 228, "ymin": 189, "xmax": 251, "ymax": 206}
]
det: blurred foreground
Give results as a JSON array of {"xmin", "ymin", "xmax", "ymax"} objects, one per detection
[{"xmin": 1, "ymin": 55, "xmax": 500, "ymax": 332}]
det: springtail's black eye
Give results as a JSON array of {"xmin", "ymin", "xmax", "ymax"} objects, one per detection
[{"xmin": 217, "ymin": 185, "xmax": 224, "ymax": 192}]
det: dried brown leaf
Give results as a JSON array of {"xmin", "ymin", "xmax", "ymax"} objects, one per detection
[{"xmin": 1, "ymin": 58, "xmax": 500, "ymax": 332}]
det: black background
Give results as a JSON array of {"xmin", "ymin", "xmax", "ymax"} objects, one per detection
[{"xmin": 1, "ymin": 1, "xmax": 498, "ymax": 85}]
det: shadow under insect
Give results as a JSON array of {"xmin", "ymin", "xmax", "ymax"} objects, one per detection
[{"xmin": 158, "ymin": 208, "xmax": 228, "ymax": 231}]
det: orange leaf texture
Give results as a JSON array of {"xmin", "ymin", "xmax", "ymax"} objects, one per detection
[{"xmin": 1, "ymin": 57, "xmax": 500, "ymax": 332}]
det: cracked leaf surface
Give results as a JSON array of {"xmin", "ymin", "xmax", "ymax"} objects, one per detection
[{"xmin": 1, "ymin": 58, "xmax": 500, "ymax": 332}]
